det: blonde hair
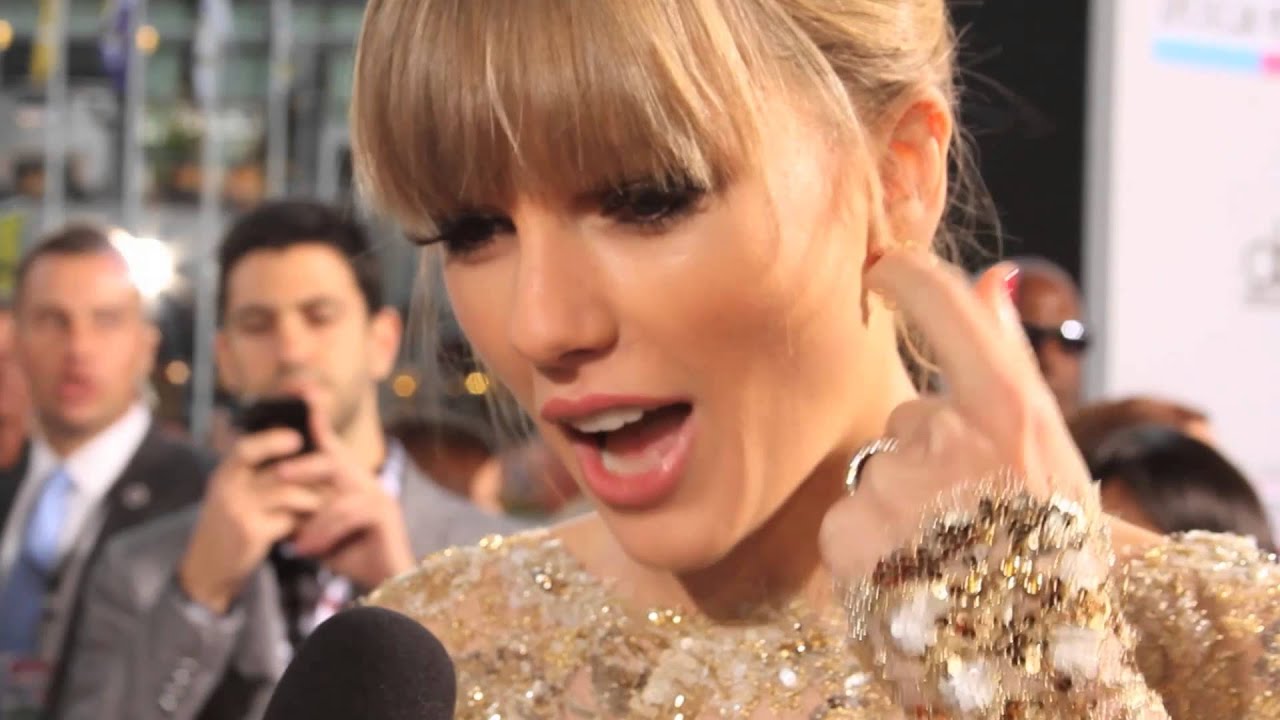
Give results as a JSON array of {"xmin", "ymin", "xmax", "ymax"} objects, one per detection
[{"xmin": 351, "ymin": 0, "xmax": 988, "ymax": 432}]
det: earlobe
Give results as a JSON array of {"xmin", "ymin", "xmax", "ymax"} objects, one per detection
[
  {"xmin": 213, "ymin": 331, "xmax": 239, "ymax": 393},
  {"xmin": 141, "ymin": 323, "xmax": 161, "ymax": 378},
  {"xmin": 370, "ymin": 307, "xmax": 404, "ymax": 380}
]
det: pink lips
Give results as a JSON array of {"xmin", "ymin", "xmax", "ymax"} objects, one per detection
[
  {"xmin": 542, "ymin": 394, "xmax": 695, "ymax": 511},
  {"xmin": 55, "ymin": 373, "xmax": 96, "ymax": 404}
]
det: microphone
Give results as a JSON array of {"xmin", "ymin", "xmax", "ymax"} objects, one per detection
[{"xmin": 263, "ymin": 605, "xmax": 457, "ymax": 720}]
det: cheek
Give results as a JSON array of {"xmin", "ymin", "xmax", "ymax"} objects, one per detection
[
  {"xmin": 224, "ymin": 339, "xmax": 272, "ymax": 386},
  {"xmin": 649, "ymin": 172, "xmax": 865, "ymax": 367},
  {"xmin": 722, "ymin": 203, "xmax": 873, "ymax": 499},
  {"xmin": 20, "ymin": 342, "xmax": 55, "ymax": 384},
  {"xmin": 681, "ymin": 174, "xmax": 867, "ymax": 395},
  {"xmin": 443, "ymin": 266, "xmax": 527, "ymax": 394},
  {"xmin": 631, "ymin": 182, "xmax": 872, "ymax": 514}
]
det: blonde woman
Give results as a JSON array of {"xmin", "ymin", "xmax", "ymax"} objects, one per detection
[{"xmin": 351, "ymin": 1, "xmax": 1279, "ymax": 717}]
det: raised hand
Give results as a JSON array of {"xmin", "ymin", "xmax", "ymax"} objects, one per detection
[
  {"xmin": 818, "ymin": 253, "xmax": 1167, "ymax": 718},
  {"xmin": 179, "ymin": 428, "xmax": 329, "ymax": 615},
  {"xmin": 289, "ymin": 391, "xmax": 415, "ymax": 591},
  {"xmin": 819, "ymin": 254, "xmax": 1093, "ymax": 580}
]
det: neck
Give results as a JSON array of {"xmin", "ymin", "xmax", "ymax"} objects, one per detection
[
  {"xmin": 672, "ymin": 361, "xmax": 918, "ymax": 620},
  {"xmin": 677, "ymin": 452, "xmax": 855, "ymax": 619},
  {"xmin": 344, "ymin": 393, "xmax": 388, "ymax": 470}
]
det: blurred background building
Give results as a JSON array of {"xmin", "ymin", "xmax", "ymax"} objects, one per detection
[{"xmin": 0, "ymin": 0, "xmax": 487, "ymax": 440}]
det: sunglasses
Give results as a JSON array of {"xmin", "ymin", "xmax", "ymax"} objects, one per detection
[{"xmin": 1022, "ymin": 320, "xmax": 1090, "ymax": 355}]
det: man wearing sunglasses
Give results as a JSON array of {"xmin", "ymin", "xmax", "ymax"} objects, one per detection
[{"xmin": 1011, "ymin": 257, "xmax": 1090, "ymax": 415}]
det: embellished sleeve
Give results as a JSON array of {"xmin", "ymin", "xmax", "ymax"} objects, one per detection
[
  {"xmin": 844, "ymin": 492, "xmax": 1170, "ymax": 718},
  {"xmin": 1123, "ymin": 531, "xmax": 1280, "ymax": 719}
]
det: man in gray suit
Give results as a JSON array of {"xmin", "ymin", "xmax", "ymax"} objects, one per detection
[
  {"xmin": 2, "ymin": 225, "xmax": 212, "ymax": 716},
  {"xmin": 58, "ymin": 201, "xmax": 522, "ymax": 720}
]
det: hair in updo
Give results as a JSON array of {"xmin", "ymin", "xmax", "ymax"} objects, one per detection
[{"xmin": 351, "ymin": 0, "xmax": 988, "ymax": 428}]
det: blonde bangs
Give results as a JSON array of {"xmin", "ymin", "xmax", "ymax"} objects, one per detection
[{"xmin": 350, "ymin": 0, "xmax": 807, "ymax": 235}]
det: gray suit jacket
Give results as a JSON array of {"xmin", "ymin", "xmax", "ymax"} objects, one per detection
[{"xmin": 56, "ymin": 460, "xmax": 525, "ymax": 720}]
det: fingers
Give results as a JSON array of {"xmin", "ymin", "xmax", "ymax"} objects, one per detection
[
  {"xmin": 292, "ymin": 495, "xmax": 375, "ymax": 557},
  {"xmin": 262, "ymin": 483, "xmax": 328, "ymax": 517},
  {"xmin": 867, "ymin": 252, "xmax": 1037, "ymax": 422},
  {"xmin": 297, "ymin": 389, "xmax": 367, "ymax": 492},
  {"xmin": 884, "ymin": 397, "xmax": 950, "ymax": 442},
  {"xmin": 820, "ymin": 492, "xmax": 899, "ymax": 579},
  {"xmin": 973, "ymin": 262, "xmax": 1038, "ymax": 365},
  {"xmin": 270, "ymin": 453, "xmax": 337, "ymax": 487},
  {"xmin": 302, "ymin": 387, "xmax": 340, "ymax": 452},
  {"xmin": 229, "ymin": 429, "xmax": 305, "ymax": 470},
  {"xmin": 973, "ymin": 262, "xmax": 1020, "ymax": 334}
]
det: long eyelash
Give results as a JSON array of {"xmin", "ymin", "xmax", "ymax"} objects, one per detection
[
  {"xmin": 597, "ymin": 174, "xmax": 709, "ymax": 231},
  {"xmin": 599, "ymin": 174, "xmax": 707, "ymax": 206},
  {"xmin": 407, "ymin": 212, "xmax": 513, "ymax": 254},
  {"xmin": 403, "ymin": 175, "xmax": 706, "ymax": 250}
]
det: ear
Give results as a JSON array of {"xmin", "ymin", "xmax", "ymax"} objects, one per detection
[
  {"xmin": 876, "ymin": 88, "xmax": 953, "ymax": 255},
  {"xmin": 367, "ymin": 307, "xmax": 403, "ymax": 382},
  {"xmin": 140, "ymin": 322, "xmax": 160, "ymax": 378},
  {"xmin": 214, "ymin": 329, "xmax": 240, "ymax": 393}
]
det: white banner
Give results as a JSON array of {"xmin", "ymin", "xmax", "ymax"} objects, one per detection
[{"xmin": 1086, "ymin": 1, "xmax": 1280, "ymax": 515}]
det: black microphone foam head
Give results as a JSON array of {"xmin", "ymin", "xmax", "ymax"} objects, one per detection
[{"xmin": 264, "ymin": 605, "xmax": 456, "ymax": 720}]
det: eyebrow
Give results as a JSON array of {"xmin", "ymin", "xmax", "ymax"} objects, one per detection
[
  {"xmin": 28, "ymin": 299, "xmax": 134, "ymax": 315},
  {"xmin": 229, "ymin": 296, "xmax": 344, "ymax": 319}
]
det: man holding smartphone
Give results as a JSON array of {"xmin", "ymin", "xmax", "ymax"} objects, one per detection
[{"xmin": 58, "ymin": 201, "xmax": 523, "ymax": 720}]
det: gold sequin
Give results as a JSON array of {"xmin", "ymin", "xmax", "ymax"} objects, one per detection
[
  {"xmin": 368, "ymin": 531, "xmax": 894, "ymax": 718},
  {"xmin": 366, "ymin": 514, "xmax": 1280, "ymax": 718},
  {"xmin": 843, "ymin": 492, "xmax": 1168, "ymax": 717},
  {"xmin": 1126, "ymin": 532, "xmax": 1280, "ymax": 719}
]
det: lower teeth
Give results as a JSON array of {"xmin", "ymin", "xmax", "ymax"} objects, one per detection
[{"xmin": 601, "ymin": 448, "xmax": 661, "ymax": 476}]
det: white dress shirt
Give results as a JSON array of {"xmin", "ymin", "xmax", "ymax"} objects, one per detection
[{"xmin": 0, "ymin": 404, "xmax": 152, "ymax": 585}]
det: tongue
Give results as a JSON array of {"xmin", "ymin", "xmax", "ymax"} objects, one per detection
[{"xmin": 602, "ymin": 405, "xmax": 688, "ymax": 460}]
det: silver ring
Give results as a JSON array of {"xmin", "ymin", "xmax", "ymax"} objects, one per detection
[{"xmin": 844, "ymin": 438, "xmax": 898, "ymax": 494}]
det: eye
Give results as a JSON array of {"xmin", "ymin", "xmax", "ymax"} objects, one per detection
[
  {"xmin": 411, "ymin": 213, "xmax": 515, "ymax": 257},
  {"xmin": 600, "ymin": 177, "xmax": 707, "ymax": 228}
]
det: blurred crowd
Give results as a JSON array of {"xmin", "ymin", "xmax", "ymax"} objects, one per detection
[{"xmin": 0, "ymin": 199, "xmax": 1271, "ymax": 718}]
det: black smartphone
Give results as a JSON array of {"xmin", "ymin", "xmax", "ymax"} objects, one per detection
[{"xmin": 236, "ymin": 396, "xmax": 317, "ymax": 456}]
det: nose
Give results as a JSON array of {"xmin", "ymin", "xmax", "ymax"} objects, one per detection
[
  {"xmin": 64, "ymin": 316, "xmax": 96, "ymax": 361},
  {"xmin": 275, "ymin": 313, "xmax": 316, "ymax": 369},
  {"xmin": 507, "ymin": 211, "xmax": 618, "ymax": 373}
]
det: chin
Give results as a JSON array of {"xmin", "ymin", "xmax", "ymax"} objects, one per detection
[
  {"xmin": 601, "ymin": 503, "xmax": 743, "ymax": 574},
  {"xmin": 49, "ymin": 410, "xmax": 108, "ymax": 437}
]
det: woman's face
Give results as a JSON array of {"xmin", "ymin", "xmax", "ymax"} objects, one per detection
[{"xmin": 441, "ymin": 108, "xmax": 908, "ymax": 571}]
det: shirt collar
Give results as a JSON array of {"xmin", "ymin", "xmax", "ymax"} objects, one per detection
[
  {"xmin": 378, "ymin": 438, "xmax": 406, "ymax": 498},
  {"xmin": 30, "ymin": 403, "xmax": 152, "ymax": 493}
]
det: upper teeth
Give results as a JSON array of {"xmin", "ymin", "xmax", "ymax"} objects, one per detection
[{"xmin": 569, "ymin": 408, "xmax": 646, "ymax": 434}]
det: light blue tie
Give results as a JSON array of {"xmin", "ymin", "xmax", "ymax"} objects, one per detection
[{"xmin": 0, "ymin": 467, "xmax": 74, "ymax": 654}]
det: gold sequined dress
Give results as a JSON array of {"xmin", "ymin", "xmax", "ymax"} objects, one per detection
[{"xmin": 369, "ymin": 515, "xmax": 1280, "ymax": 719}]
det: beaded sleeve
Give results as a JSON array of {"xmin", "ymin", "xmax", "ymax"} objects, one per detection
[
  {"xmin": 845, "ymin": 491, "xmax": 1170, "ymax": 718},
  {"xmin": 1123, "ymin": 531, "xmax": 1280, "ymax": 719}
]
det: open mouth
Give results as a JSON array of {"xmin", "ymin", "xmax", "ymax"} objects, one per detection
[
  {"xmin": 561, "ymin": 402, "xmax": 695, "ymax": 509},
  {"xmin": 568, "ymin": 403, "xmax": 692, "ymax": 475}
]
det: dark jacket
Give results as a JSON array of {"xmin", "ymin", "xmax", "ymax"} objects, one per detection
[{"xmin": 0, "ymin": 425, "xmax": 212, "ymax": 714}]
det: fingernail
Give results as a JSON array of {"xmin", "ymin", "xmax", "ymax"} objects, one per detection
[
  {"xmin": 1003, "ymin": 266, "xmax": 1021, "ymax": 298},
  {"xmin": 865, "ymin": 245, "xmax": 884, "ymax": 270}
]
